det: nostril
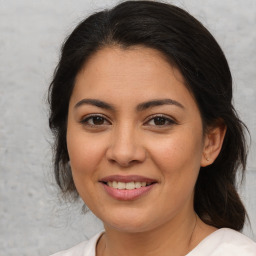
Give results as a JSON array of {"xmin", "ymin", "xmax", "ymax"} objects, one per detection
[
  {"xmin": 106, "ymin": 139, "xmax": 147, "ymax": 166},
  {"xmin": 107, "ymin": 158, "xmax": 140, "ymax": 168}
]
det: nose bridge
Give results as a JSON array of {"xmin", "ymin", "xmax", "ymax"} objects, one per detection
[{"xmin": 106, "ymin": 122, "xmax": 146, "ymax": 166}]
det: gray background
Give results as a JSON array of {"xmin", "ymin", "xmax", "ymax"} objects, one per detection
[{"xmin": 0, "ymin": 0, "xmax": 255, "ymax": 255}]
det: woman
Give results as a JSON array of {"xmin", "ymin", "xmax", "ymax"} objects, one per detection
[{"xmin": 48, "ymin": 1, "xmax": 256, "ymax": 255}]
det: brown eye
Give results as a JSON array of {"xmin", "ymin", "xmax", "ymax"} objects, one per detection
[
  {"xmin": 145, "ymin": 115, "xmax": 176, "ymax": 127},
  {"xmin": 81, "ymin": 115, "xmax": 111, "ymax": 126},
  {"xmin": 91, "ymin": 116, "xmax": 105, "ymax": 125},
  {"xmin": 153, "ymin": 116, "xmax": 168, "ymax": 125}
]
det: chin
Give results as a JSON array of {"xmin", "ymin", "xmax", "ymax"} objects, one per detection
[
  {"xmin": 101, "ymin": 211, "xmax": 160, "ymax": 234},
  {"xmin": 107, "ymin": 221, "xmax": 152, "ymax": 234}
]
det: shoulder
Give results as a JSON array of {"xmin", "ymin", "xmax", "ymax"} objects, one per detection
[
  {"xmin": 49, "ymin": 232, "xmax": 104, "ymax": 256},
  {"xmin": 187, "ymin": 228, "xmax": 256, "ymax": 256}
]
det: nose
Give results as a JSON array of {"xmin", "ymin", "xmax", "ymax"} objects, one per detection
[{"xmin": 106, "ymin": 125, "xmax": 147, "ymax": 167}]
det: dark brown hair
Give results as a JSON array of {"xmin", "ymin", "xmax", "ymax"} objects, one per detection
[{"xmin": 48, "ymin": 1, "xmax": 249, "ymax": 231}]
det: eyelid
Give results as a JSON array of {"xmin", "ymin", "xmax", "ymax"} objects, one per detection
[
  {"xmin": 79, "ymin": 113, "xmax": 177, "ymax": 127},
  {"xmin": 144, "ymin": 114, "xmax": 177, "ymax": 126},
  {"xmin": 80, "ymin": 114, "xmax": 112, "ymax": 126}
]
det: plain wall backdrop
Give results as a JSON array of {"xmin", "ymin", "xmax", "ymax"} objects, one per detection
[{"xmin": 0, "ymin": 0, "xmax": 255, "ymax": 255}]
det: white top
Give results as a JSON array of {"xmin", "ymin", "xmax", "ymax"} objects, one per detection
[{"xmin": 50, "ymin": 228, "xmax": 256, "ymax": 256}]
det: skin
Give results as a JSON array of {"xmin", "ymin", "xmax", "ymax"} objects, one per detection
[{"xmin": 66, "ymin": 46, "xmax": 226, "ymax": 256}]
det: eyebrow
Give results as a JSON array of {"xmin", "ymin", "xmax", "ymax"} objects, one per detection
[
  {"xmin": 74, "ymin": 98, "xmax": 184, "ymax": 111},
  {"xmin": 74, "ymin": 99, "xmax": 115, "ymax": 110},
  {"xmin": 136, "ymin": 99, "xmax": 184, "ymax": 111}
]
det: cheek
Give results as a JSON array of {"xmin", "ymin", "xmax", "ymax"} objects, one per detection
[
  {"xmin": 146, "ymin": 132, "xmax": 203, "ymax": 215},
  {"xmin": 66, "ymin": 130, "xmax": 106, "ymax": 205},
  {"xmin": 147, "ymin": 127, "xmax": 204, "ymax": 182},
  {"xmin": 66, "ymin": 126, "xmax": 106, "ymax": 179}
]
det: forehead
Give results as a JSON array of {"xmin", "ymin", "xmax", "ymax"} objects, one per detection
[
  {"xmin": 78, "ymin": 46, "xmax": 185, "ymax": 84},
  {"xmin": 71, "ymin": 46, "xmax": 195, "ymax": 110}
]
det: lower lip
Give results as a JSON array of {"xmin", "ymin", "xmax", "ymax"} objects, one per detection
[{"xmin": 101, "ymin": 183, "xmax": 155, "ymax": 201}]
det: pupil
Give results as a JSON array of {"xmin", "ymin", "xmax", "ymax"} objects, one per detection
[
  {"xmin": 93, "ymin": 116, "xmax": 104, "ymax": 125},
  {"xmin": 154, "ymin": 117, "xmax": 166, "ymax": 125}
]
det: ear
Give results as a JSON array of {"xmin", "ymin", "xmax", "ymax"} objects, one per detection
[{"xmin": 201, "ymin": 120, "xmax": 227, "ymax": 167}]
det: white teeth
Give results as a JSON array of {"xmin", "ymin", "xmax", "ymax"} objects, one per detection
[
  {"xmin": 125, "ymin": 182, "xmax": 135, "ymax": 190},
  {"xmin": 112, "ymin": 181, "xmax": 118, "ymax": 189},
  {"xmin": 107, "ymin": 181, "xmax": 148, "ymax": 189},
  {"xmin": 135, "ymin": 181, "xmax": 142, "ymax": 189},
  {"xmin": 117, "ymin": 182, "xmax": 126, "ymax": 189}
]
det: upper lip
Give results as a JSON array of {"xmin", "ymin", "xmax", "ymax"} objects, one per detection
[{"xmin": 99, "ymin": 175, "xmax": 157, "ymax": 184}]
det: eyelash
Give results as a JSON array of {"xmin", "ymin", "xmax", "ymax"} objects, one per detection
[
  {"xmin": 144, "ymin": 114, "xmax": 177, "ymax": 127},
  {"xmin": 80, "ymin": 114, "xmax": 177, "ymax": 128},
  {"xmin": 80, "ymin": 114, "xmax": 111, "ymax": 127}
]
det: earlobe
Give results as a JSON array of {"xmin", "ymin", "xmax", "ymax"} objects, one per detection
[{"xmin": 201, "ymin": 122, "xmax": 227, "ymax": 167}]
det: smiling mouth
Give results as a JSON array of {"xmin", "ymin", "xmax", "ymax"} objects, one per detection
[
  {"xmin": 99, "ymin": 176, "xmax": 157, "ymax": 200},
  {"xmin": 103, "ymin": 181, "xmax": 155, "ymax": 190},
  {"xmin": 100, "ymin": 175, "xmax": 157, "ymax": 190}
]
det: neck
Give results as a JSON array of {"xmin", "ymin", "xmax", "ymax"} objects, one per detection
[{"xmin": 97, "ymin": 212, "xmax": 208, "ymax": 256}]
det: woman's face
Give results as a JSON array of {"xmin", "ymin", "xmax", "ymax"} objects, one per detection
[{"xmin": 67, "ymin": 46, "xmax": 207, "ymax": 232}]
